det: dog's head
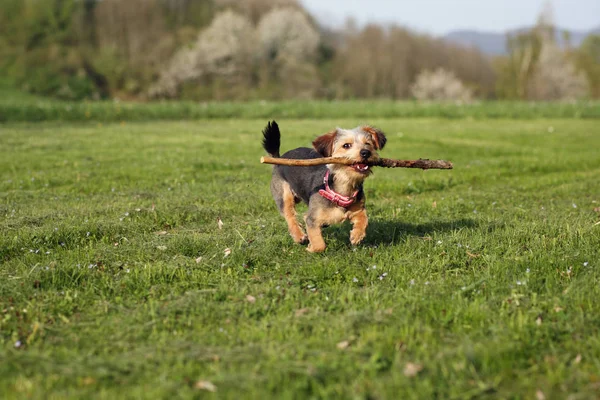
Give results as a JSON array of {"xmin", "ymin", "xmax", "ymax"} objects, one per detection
[{"xmin": 313, "ymin": 126, "xmax": 387, "ymax": 183}]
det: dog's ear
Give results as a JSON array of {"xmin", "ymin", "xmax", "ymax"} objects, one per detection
[
  {"xmin": 312, "ymin": 129, "xmax": 338, "ymax": 157},
  {"xmin": 363, "ymin": 126, "xmax": 387, "ymax": 150}
]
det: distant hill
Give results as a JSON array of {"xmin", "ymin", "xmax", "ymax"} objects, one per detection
[{"xmin": 444, "ymin": 26, "xmax": 600, "ymax": 55}]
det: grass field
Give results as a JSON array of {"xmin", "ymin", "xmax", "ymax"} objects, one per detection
[
  {"xmin": 2, "ymin": 91, "xmax": 600, "ymax": 122},
  {"xmin": 1, "ymin": 113, "xmax": 600, "ymax": 398}
]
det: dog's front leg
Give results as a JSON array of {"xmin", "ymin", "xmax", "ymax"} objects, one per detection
[{"xmin": 349, "ymin": 208, "xmax": 368, "ymax": 246}]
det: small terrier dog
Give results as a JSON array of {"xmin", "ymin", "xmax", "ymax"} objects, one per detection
[{"xmin": 262, "ymin": 121, "xmax": 386, "ymax": 253}]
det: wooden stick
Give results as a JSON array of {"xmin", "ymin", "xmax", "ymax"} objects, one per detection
[{"xmin": 260, "ymin": 156, "xmax": 453, "ymax": 170}]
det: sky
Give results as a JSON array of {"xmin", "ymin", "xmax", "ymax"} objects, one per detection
[{"xmin": 299, "ymin": 0, "xmax": 600, "ymax": 35}]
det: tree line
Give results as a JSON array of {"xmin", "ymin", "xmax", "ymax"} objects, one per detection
[{"xmin": 0, "ymin": 0, "xmax": 598, "ymax": 101}]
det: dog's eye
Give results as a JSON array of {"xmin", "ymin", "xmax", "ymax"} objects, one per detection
[{"xmin": 343, "ymin": 143, "xmax": 352, "ymax": 149}]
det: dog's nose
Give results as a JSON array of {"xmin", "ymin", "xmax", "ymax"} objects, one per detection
[{"xmin": 360, "ymin": 149, "xmax": 371, "ymax": 159}]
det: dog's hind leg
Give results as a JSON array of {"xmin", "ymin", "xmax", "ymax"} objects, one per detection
[
  {"xmin": 304, "ymin": 211, "xmax": 327, "ymax": 253},
  {"xmin": 271, "ymin": 175, "xmax": 307, "ymax": 244}
]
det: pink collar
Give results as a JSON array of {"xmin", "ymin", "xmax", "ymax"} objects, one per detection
[{"xmin": 318, "ymin": 170, "xmax": 358, "ymax": 208}]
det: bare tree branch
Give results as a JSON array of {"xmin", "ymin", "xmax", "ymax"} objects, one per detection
[{"xmin": 260, "ymin": 156, "xmax": 453, "ymax": 170}]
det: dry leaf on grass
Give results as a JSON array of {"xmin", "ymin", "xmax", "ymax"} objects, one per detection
[
  {"xmin": 195, "ymin": 380, "xmax": 217, "ymax": 392},
  {"xmin": 82, "ymin": 377, "xmax": 96, "ymax": 385},
  {"xmin": 195, "ymin": 256, "xmax": 203, "ymax": 264},
  {"xmin": 295, "ymin": 308, "xmax": 309, "ymax": 317},
  {"xmin": 217, "ymin": 217, "xmax": 223, "ymax": 229},
  {"xmin": 403, "ymin": 362, "xmax": 423, "ymax": 377},
  {"xmin": 573, "ymin": 354, "xmax": 582, "ymax": 364},
  {"xmin": 535, "ymin": 389, "xmax": 545, "ymax": 400},
  {"xmin": 246, "ymin": 295, "xmax": 256, "ymax": 304},
  {"xmin": 155, "ymin": 231, "xmax": 168, "ymax": 235},
  {"xmin": 336, "ymin": 340, "xmax": 350, "ymax": 350},
  {"xmin": 223, "ymin": 248, "xmax": 231, "ymax": 257},
  {"xmin": 544, "ymin": 355, "xmax": 557, "ymax": 365}
]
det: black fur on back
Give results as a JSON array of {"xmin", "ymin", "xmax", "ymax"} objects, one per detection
[{"xmin": 262, "ymin": 120, "xmax": 281, "ymax": 158}]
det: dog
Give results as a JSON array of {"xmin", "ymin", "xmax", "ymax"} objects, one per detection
[{"xmin": 262, "ymin": 121, "xmax": 386, "ymax": 253}]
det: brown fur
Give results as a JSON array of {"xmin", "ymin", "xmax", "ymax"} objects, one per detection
[
  {"xmin": 281, "ymin": 182, "xmax": 307, "ymax": 244},
  {"xmin": 362, "ymin": 126, "xmax": 387, "ymax": 150},
  {"xmin": 312, "ymin": 130, "xmax": 337, "ymax": 157}
]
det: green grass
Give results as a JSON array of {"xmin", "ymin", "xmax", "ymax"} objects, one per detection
[
  {"xmin": 1, "ymin": 82, "xmax": 599, "ymax": 122},
  {"xmin": 1, "ymin": 97, "xmax": 600, "ymax": 122},
  {"xmin": 1, "ymin": 117, "xmax": 599, "ymax": 399}
]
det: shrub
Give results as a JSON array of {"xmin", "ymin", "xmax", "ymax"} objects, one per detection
[
  {"xmin": 576, "ymin": 34, "xmax": 600, "ymax": 98},
  {"xmin": 257, "ymin": 8, "xmax": 319, "ymax": 62},
  {"xmin": 256, "ymin": 8, "xmax": 320, "ymax": 97},
  {"xmin": 410, "ymin": 68, "xmax": 473, "ymax": 102},
  {"xmin": 149, "ymin": 10, "xmax": 255, "ymax": 98},
  {"xmin": 528, "ymin": 43, "xmax": 589, "ymax": 101}
]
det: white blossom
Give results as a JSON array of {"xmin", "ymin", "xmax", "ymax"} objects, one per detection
[
  {"xmin": 411, "ymin": 68, "xmax": 473, "ymax": 103},
  {"xmin": 257, "ymin": 8, "xmax": 319, "ymax": 62},
  {"xmin": 149, "ymin": 11, "xmax": 255, "ymax": 98}
]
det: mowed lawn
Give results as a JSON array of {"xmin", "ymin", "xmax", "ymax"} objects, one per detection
[{"xmin": 1, "ymin": 117, "xmax": 599, "ymax": 399}]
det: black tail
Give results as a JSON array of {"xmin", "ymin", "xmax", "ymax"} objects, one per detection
[{"xmin": 262, "ymin": 120, "xmax": 281, "ymax": 158}]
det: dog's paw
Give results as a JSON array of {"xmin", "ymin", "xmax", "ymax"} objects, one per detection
[
  {"xmin": 307, "ymin": 243, "xmax": 326, "ymax": 253},
  {"xmin": 350, "ymin": 231, "xmax": 366, "ymax": 246},
  {"xmin": 292, "ymin": 234, "xmax": 308, "ymax": 245}
]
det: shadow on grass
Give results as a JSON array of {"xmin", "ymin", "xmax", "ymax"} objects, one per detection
[{"xmin": 324, "ymin": 218, "xmax": 478, "ymax": 246}]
